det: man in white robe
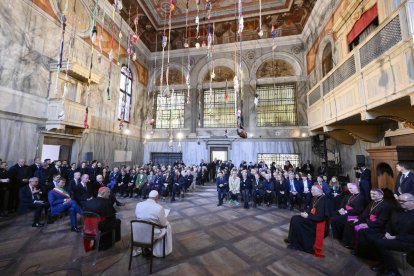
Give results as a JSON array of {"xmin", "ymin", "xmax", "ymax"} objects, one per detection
[{"xmin": 135, "ymin": 190, "xmax": 172, "ymax": 257}]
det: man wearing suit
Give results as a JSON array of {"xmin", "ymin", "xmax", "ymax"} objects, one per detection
[
  {"xmin": 48, "ymin": 178, "xmax": 83, "ymax": 232},
  {"xmin": 73, "ymin": 174, "xmax": 96, "ymax": 207},
  {"xmin": 48, "ymin": 160, "xmax": 62, "ymax": 179},
  {"xmin": 252, "ymin": 173, "xmax": 265, "ymax": 207},
  {"xmin": 359, "ymin": 164, "xmax": 372, "ymax": 202},
  {"xmin": 216, "ymin": 171, "xmax": 227, "ymax": 206},
  {"xmin": 84, "ymin": 187, "xmax": 121, "ymax": 250},
  {"xmin": 288, "ymin": 172, "xmax": 303, "ymax": 211},
  {"xmin": 152, "ymin": 171, "xmax": 164, "ymax": 194},
  {"xmin": 9, "ymin": 159, "xmax": 30, "ymax": 212},
  {"xmin": 240, "ymin": 170, "xmax": 251, "ymax": 209},
  {"xmin": 28, "ymin": 158, "xmax": 42, "ymax": 177},
  {"xmin": 395, "ymin": 162, "xmax": 414, "ymax": 196},
  {"xmin": 300, "ymin": 174, "xmax": 312, "ymax": 212},
  {"xmin": 107, "ymin": 167, "xmax": 120, "ymax": 193},
  {"xmin": 18, "ymin": 177, "xmax": 49, "ymax": 227}
]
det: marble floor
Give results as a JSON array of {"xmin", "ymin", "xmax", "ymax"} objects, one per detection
[{"xmin": 0, "ymin": 184, "xmax": 378, "ymax": 276}]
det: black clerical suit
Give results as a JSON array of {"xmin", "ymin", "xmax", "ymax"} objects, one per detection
[
  {"xmin": 371, "ymin": 208, "xmax": 414, "ymax": 272},
  {"xmin": 395, "ymin": 172, "xmax": 414, "ymax": 196},
  {"xmin": 83, "ymin": 197, "xmax": 121, "ymax": 250},
  {"xmin": 359, "ymin": 168, "xmax": 372, "ymax": 203},
  {"xmin": 73, "ymin": 181, "xmax": 97, "ymax": 207},
  {"xmin": 354, "ymin": 199, "xmax": 394, "ymax": 258},
  {"xmin": 331, "ymin": 193, "xmax": 365, "ymax": 241},
  {"xmin": 287, "ymin": 194, "xmax": 328, "ymax": 254}
]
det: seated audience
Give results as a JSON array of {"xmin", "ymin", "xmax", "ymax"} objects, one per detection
[
  {"xmin": 240, "ymin": 170, "xmax": 251, "ymax": 209},
  {"xmin": 216, "ymin": 171, "xmax": 227, "ymax": 206},
  {"xmin": 275, "ymin": 174, "xmax": 288, "ymax": 209},
  {"xmin": 83, "ymin": 187, "xmax": 121, "ymax": 250},
  {"xmin": 73, "ymin": 174, "xmax": 98, "ymax": 207},
  {"xmin": 287, "ymin": 172, "xmax": 302, "ymax": 211},
  {"xmin": 0, "ymin": 161, "xmax": 11, "ymax": 217},
  {"xmin": 228, "ymin": 169, "xmax": 240, "ymax": 206},
  {"xmin": 48, "ymin": 178, "xmax": 83, "ymax": 232},
  {"xmin": 18, "ymin": 177, "xmax": 49, "ymax": 227},
  {"xmin": 252, "ymin": 173, "xmax": 265, "ymax": 207},
  {"xmin": 263, "ymin": 173, "xmax": 274, "ymax": 207},
  {"xmin": 135, "ymin": 190, "xmax": 172, "ymax": 257}
]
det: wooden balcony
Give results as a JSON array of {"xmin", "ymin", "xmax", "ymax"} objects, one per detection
[
  {"xmin": 46, "ymin": 98, "xmax": 91, "ymax": 131},
  {"xmin": 307, "ymin": 6, "xmax": 414, "ymax": 144}
]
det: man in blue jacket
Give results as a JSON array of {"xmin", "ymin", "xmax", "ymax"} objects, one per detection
[
  {"xmin": 216, "ymin": 171, "xmax": 227, "ymax": 206},
  {"xmin": 48, "ymin": 178, "xmax": 83, "ymax": 232},
  {"xmin": 288, "ymin": 172, "xmax": 303, "ymax": 211}
]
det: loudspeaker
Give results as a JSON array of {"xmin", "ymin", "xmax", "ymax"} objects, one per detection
[
  {"xmin": 83, "ymin": 152, "xmax": 93, "ymax": 162},
  {"xmin": 356, "ymin": 155, "xmax": 365, "ymax": 166}
]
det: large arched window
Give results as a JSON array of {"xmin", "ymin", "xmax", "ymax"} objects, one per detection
[
  {"xmin": 322, "ymin": 43, "xmax": 333, "ymax": 77},
  {"xmin": 118, "ymin": 65, "xmax": 133, "ymax": 123}
]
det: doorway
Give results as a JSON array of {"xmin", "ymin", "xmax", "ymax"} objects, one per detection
[
  {"xmin": 41, "ymin": 136, "xmax": 74, "ymax": 162},
  {"xmin": 210, "ymin": 147, "xmax": 228, "ymax": 162}
]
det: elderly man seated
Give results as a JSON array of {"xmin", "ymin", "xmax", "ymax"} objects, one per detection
[
  {"xmin": 135, "ymin": 190, "xmax": 172, "ymax": 257},
  {"xmin": 18, "ymin": 177, "xmax": 50, "ymax": 227},
  {"xmin": 84, "ymin": 187, "xmax": 121, "ymax": 250}
]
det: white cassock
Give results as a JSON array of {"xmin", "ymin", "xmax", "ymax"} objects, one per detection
[{"xmin": 135, "ymin": 199, "xmax": 172, "ymax": 257}]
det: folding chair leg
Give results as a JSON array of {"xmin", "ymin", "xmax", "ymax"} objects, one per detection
[
  {"xmin": 402, "ymin": 253, "xmax": 407, "ymax": 276},
  {"xmin": 149, "ymin": 250, "xmax": 153, "ymax": 274},
  {"xmin": 93, "ymin": 237, "xmax": 99, "ymax": 266},
  {"xmin": 128, "ymin": 244, "xmax": 133, "ymax": 270}
]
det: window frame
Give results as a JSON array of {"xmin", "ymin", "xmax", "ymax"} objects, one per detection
[
  {"xmin": 154, "ymin": 90, "xmax": 186, "ymax": 129},
  {"xmin": 203, "ymin": 87, "xmax": 237, "ymax": 128},
  {"xmin": 256, "ymin": 83, "xmax": 298, "ymax": 127},
  {"xmin": 118, "ymin": 65, "xmax": 133, "ymax": 123}
]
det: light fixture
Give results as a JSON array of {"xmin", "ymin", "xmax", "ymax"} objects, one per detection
[
  {"xmin": 168, "ymin": 139, "xmax": 173, "ymax": 148},
  {"xmin": 195, "ymin": 42, "xmax": 200, "ymax": 48},
  {"xmin": 301, "ymin": 132, "xmax": 308, "ymax": 137},
  {"xmin": 177, "ymin": 132, "xmax": 184, "ymax": 139},
  {"xmin": 145, "ymin": 134, "xmax": 151, "ymax": 140}
]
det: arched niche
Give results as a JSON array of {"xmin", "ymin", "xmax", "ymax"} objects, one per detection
[
  {"xmin": 196, "ymin": 58, "xmax": 249, "ymax": 84},
  {"xmin": 203, "ymin": 66, "xmax": 235, "ymax": 82},
  {"xmin": 250, "ymin": 52, "xmax": 302, "ymax": 80},
  {"xmin": 256, "ymin": 59, "xmax": 296, "ymax": 79},
  {"xmin": 155, "ymin": 68, "xmax": 185, "ymax": 86},
  {"xmin": 315, "ymin": 34, "xmax": 337, "ymax": 81},
  {"xmin": 322, "ymin": 43, "xmax": 333, "ymax": 77}
]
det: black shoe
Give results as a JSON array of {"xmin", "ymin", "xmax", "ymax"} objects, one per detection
[
  {"xmin": 383, "ymin": 270, "xmax": 402, "ymax": 276},
  {"xmin": 71, "ymin": 226, "xmax": 81, "ymax": 232},
  {"xmin": 32, "ymin": 222, "xmax": 44, "ymax": 227},
  {"xmin": 284, "ymin": 238, "xmax": 290, "ymax": 244},
  {"xmin": 290, "ymin": 207, "xmax": 294, "ymax": 211},
  {"xmin": 370, "ymin": 264, "xmax": 384, "ymax": 272},
  {"xmin": 287, "ymin": 244, "xmax": 297, "ymax": 250},
  {"xmin": 217, "ymin": 203, "xmax": 222, "ymax": 206},
  {"xmin": 116, "ymin": 202, "xmax": 125, "ymax": 206}
]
